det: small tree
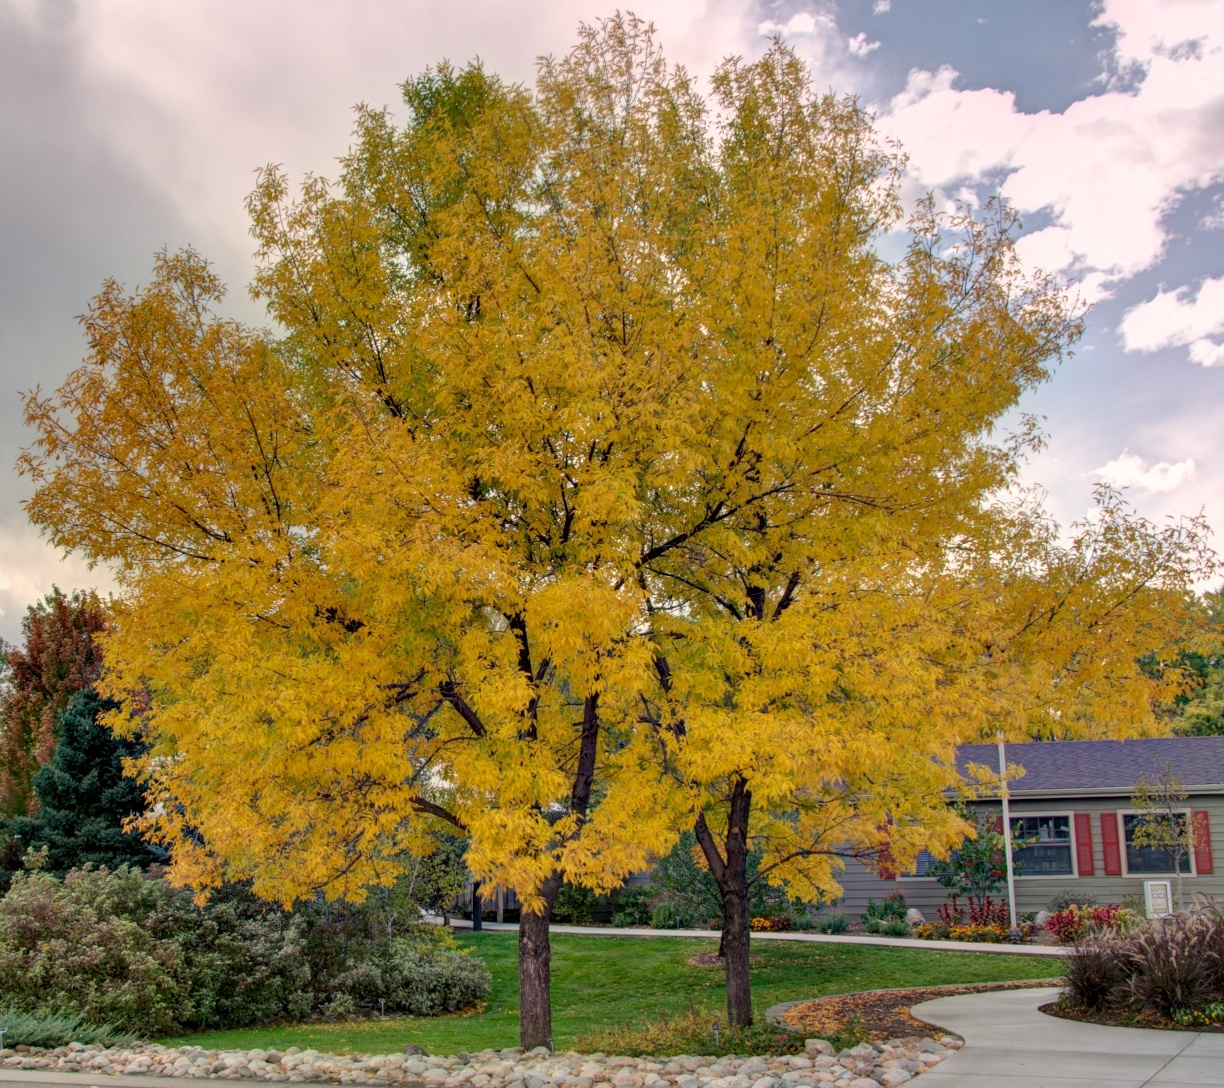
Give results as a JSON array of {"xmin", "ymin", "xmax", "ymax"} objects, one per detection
[
  {"xmin": 0, "ymin": 588, "xmax": 107, "ymax": 816},
  {"xmin": 4, "ymin": 689, "xmax": 152, "ymax": 876},
  {"xmin": 1130, "ymin": 761, "xmax": 1201, "ymax": 910},
  {"xmin": 929, "ymin": 808, "xmax": 1009, "ymax": 911}
]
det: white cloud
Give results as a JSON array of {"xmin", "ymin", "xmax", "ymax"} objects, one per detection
[
  {"xmin": 758, "ymin": 12, "xmax": 827, "ymax": 37},
  {"xmin": 1120, "ymin": 276, "xmax": 1224, "ymax": 365},
  {"xmin": 847, "ymin": 32, "xmax": 880, "ymax": 58},
  {"xmin": 1093, "ymin": 449, "xmax": 1197, "ymax": 492},
  {"xmin": 876, "ymin": 0, "xmax": 1224, "ymax": 315},
  {"xmin": 873, "ymin": 0, "xmax": 891, "ymax": 13},
  {"xmin": 0, "ymin": 523, "xmax": 114, "ymax": 639},
  {"xmin": 61, "ymin": 1, "xmax": 761, "ymax": 254}
]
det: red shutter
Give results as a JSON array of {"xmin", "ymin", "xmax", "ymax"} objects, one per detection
[
  {"xmin": 993, "ymin": 816, "xmax": 1004, "ymax": 833},
  {"xmin": 1193, "ymin": 811, "xmax": 1214, "ymax": 875},
  {"xmin": 1074, "ymin": 813, "xmax": 1095, "ymax": 876},
  {"xmin": 1101, "ymin": 812, "xmax": 1123, "ymax": 876}
]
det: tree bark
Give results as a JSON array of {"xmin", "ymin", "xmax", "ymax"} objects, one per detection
[
  {"xmin": 519, "ymin": 693, "xmax": 600, "ymax": 1049},
  {"xmin": 694, "ymin": 778, "xmax": 754, "ymax": 1028},
  {"xmin": 518, "ymin": 872, "xmax": 562, "ymax": 1049}
]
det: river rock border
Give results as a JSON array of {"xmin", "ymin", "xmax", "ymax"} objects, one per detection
[{"xmin": 0, "ymin": 1035, "xmax": 960, "ymax": 1088}]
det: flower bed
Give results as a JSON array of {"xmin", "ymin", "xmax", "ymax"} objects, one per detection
[{"xmin": 1054, "ymin": 904, "xmax": 1224, "ymax": 1030}]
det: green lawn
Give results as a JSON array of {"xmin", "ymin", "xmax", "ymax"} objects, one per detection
[{"xmin": 161, "ymin": 933, "xmax": 1058, "ymax": 1055}]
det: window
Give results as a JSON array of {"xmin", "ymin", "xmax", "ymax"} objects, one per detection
[
  {"xmin": 1010, "ymin": 815, "xmax": 1074, "ymax": 876},
  {"xmin": 1123, "ymin": 812, "xmax": 1192, "ymax": 875},
  {"xmin": 901, "ymin": 849, "xmax": 937, "ymax": 878}
]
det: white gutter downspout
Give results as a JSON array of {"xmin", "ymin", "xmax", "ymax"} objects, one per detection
[{"xmin": 998, "ymin": 731, "xmax": 1018, "ymax": 931}]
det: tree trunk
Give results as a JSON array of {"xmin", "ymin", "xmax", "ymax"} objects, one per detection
[
  {"xmin": 518, "ymin": 872, "xmax": 562, "ymax": 1049},
  {"xmin": 694, "ymin": 778, "xmax": 754, "ymax": 1028},
  {"xmin": 721, "ymin": 864, "xmax": 752, "ymax": 1027},
  {"xmin": 520, "ymin": 692, "xmax": 600, "ymax": 1049}
]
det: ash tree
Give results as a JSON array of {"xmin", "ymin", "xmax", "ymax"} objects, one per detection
[{"xmin": 18, "ymin": 15, "xmax": 1214, "ymax": 1043}]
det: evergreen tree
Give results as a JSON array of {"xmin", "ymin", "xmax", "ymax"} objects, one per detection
[{"xmin": 5, "ymin": 689, "xmax": 152, "ymax": 874}]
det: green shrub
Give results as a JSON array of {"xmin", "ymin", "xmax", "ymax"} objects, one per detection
[
  {"xmin": 0, "ymin": 866, "xmax": 491, "ymax": 1035},
  {"xmin": 863, "ymin": 892, "xmax": 908, "ymax": 927},
  {"xmin": 609, "ymin": 886, "xmax": 654, "ymax": 927},
  {"xmin": 815, "ymin": 912, "xmax": 849, "ymax": 935},
  {"xmin": 874, "ymin": 918, "xmax": 910, "ymax": 937},
  {"xmin": 651, "ymin": 899, "xmax": 697, "ymax": 929},
  {"xmin": 0, "ymin": 1007, "xmax": 137, "ymax": 1048},
  {"xmin": 551, "ymin": 884, "xmax": 599, "ymax": 925},
  {"xmin": 381, "ymin": 940, "xmax": 492, "ymax": 1015}
]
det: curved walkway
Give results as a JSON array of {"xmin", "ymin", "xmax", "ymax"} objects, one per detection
[
  {"xmin": 910, "ymin": 986, "xmax": 1224, "ymax": 1086},
  {"xmin": 448, "ymin": 919, "xmax": 1067, "ymax": 957}
]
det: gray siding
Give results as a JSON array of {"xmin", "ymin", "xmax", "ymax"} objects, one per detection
[{"xmin": 825, "ymin": 793, "xmax": 1224, "ymax": 920}]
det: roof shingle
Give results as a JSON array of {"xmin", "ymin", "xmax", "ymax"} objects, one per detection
[{"xmin": 955, "ymin": 737, "xmax": 1224, "ymax": 796}]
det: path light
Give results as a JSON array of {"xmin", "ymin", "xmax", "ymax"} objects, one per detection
[
  {"xmin": 379, "ymin": 999, "xmax": 386, "ymax": 1018},
  {"xmin": 711, "ymin": 1024, "xmax": 721, "ymax": 1049},
  {"xmin": 548, "ymin": 1037, "xmax": 554, "ymax": 1056},
  {"xmin": 0, "ymin": 1028, "xmax": 6, "ymax": 1051}
]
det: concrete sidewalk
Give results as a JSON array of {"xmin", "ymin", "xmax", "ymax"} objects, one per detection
[
  {"xmin": 448, "ymin": 919, "xmax": 1067, "ymax": 957},
  {"xmin": 910, "ymin": 986, "xmax": 1224, "ymax": 1086}
]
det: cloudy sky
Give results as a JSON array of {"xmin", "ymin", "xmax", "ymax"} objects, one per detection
[{"xmin": 1, "ymin": 0, "xmax": 1222, "ymax": 643}]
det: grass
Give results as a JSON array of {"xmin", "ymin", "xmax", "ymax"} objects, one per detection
[{"xmin": 160, "ymin": 933, "xmax": 1057, "ymax": 1055}]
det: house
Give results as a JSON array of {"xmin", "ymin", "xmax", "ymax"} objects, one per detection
[{"xmin": 835, "ymin": 736, "xmax": 1224, "ymax": 917}]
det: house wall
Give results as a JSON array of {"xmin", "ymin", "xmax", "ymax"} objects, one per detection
[{"xmin": 828, "ymin": 793, "xmax": 1224, "ymax": 920}]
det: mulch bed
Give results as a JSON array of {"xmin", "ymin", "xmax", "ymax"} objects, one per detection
[
  {"xmin": 1042, "ymin": 1000, "xmax": 1224, "ymax": 1033},
  {"xmin": 780, "ymin": 979, "xmax": 1059, "ymax": 1042}
]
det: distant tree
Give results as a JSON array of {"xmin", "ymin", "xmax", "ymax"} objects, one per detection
[
  {"xmin": 1130, "ymin": 761, "xmax": 1201, "ymax": 910},
  {"xmin": 5, "ymin": 689, "xmax": 152, "ymax": 875},
  {"xmin": 0, "ymin": 588, "xmax": 107, "ymax": 816},
  {"xmin": 1176, "ymin": 667, "xmax": 1224, "ymax": 736}
]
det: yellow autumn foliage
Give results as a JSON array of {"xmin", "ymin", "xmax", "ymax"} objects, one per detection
[{"xmin": 17, "ymin": 14, "xmax": 1215, "ymax": 1040}]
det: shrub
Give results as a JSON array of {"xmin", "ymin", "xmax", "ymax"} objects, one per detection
[
  {"xmin": 937, "ymin": 894, "xmax": 1009, "ymax": 930},
  {"xmin": 1047, "ymin": 903, "xmax": 1139, "ymax": 943},
  {"xmin": 378, "ymin": 940, "xmax": 491, "ymax": 1015},
  {"xmin": 0, "ymin": 866, "xmax": 491, "ymax": 1035},
  {"xmin": 1061, "ymin": 903, "xmax": 1224, "ymax": 1021},
  {"xmin": 815, "ymin": 912, "xmax": 848, "ymax": 935},
  {"xmin": 863, "ymin": 916, "xmax": 910, "ymax": 936},
  {"xmin": 863, "ymin": 892, "xmax": 908, "ymax": 925},
  {"xmin": 609, "ymin": 886, "xmax": 654, "ymax": 927},
  {"xmin": 0, "ymin": 1007, "xmax": 137, "ymax": 1048},
  {"xmin": 1126, "ymin": 914, "xmax": 1218, "ymax": 1014},
  {"xmin": 1062, "ymin": 934, "xmax": 1128, "ymax": 1009},
  {"xmin": 651, "ymin": 899, "xmax": 697, "ymax": 930},
  {"xmin": 551, "ymin": 884, "xmax": 598, "ymax": 925}
]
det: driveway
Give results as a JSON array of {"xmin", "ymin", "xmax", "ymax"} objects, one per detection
[{"xmin": 911, "ymin": 986, "xmax": 1224, "ymax": 1086}]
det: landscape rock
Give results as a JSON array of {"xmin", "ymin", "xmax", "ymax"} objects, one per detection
[
  {"xmin": 904, "ymin": 909, "xmax": 926, "ymax": 926},
  {"xmin": 0, "ymin": 1034, "xmax": 957, "ymax": 1086},
  {"xmin": 1034, "ymin": 911, "xmax": 1050, "ymax": 929}
]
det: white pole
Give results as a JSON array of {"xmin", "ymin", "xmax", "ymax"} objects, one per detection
[{"xmin": 998, "ymin": 732, "xmax": 1018, "ymax": 931}]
